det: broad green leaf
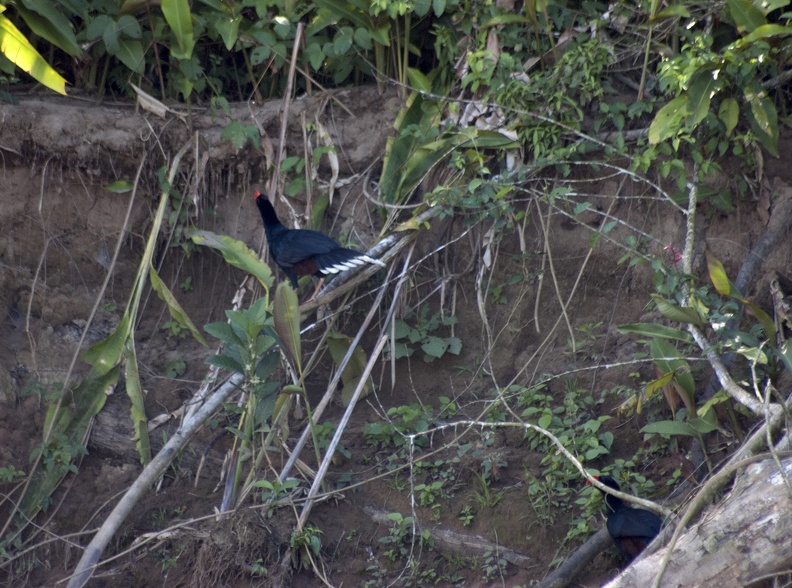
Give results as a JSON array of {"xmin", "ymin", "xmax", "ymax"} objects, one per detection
[
  {"xmin": 189, "ymin": 229, "xmax": 273, "ymax": 289},
  {"xmin": 149, "ymin": 266, "xmax": 208, "ymax": 346},
  {"xmin": 0, "ymin": 14, "xmax": 67, "ymax": 94},
  {"xmin": 650, "ymin": 294, "xmax": 706, "ymax": 326},
  {"xmin": 432, "ymin": 0, "xmax": 446, "ymax": 16},
  {"xmin": 648, "ymin": 95, "xmax": 688, "ymax": 144},
  {"xmin": 641, "ymin": 420, "xmax": 697, "ymax": 437},
  {"xmin": 327, "ymin": 332, "xmax": 373, "ymax": 406},
  {"xmin": 706, "ymin": 253, "xmax": 735, "ymax": 297},
  {"xmin": 726, "ymin": 0, "xmax": 767, "ymax": 33},
  {"xmin": 123, "ymin": 341, "xmax": 151, "ymax": 465},
  {"xmin": 618, "ymin": 323, "xmax": 694, "ymax": 343},
  {"xmin": 115, "ymin": 38, "xmax": 145, "ymax": 74},
  {"xmin": 17, "ymin": 0, "xmax": 81, "ymax": 56},
  {"xmin": 273, "ymin": 282, "xmax": 301, "ymax": 365},
  {"xmin": 718, "ymin": 97, "xmax": 739, "ymax": 136},
  {"xmin": 162, "ymin": 0, "xmax": 194, "ymax": 57}
]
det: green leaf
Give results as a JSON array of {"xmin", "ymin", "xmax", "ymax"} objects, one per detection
[
  {"xmin": 422, "ymin": 336, "xmax": 449, "ymax": 360},
  {"xmin": 205, "ymin": 353, "xmax": 245, "ymax": 373},
  {"xmin": 686, "ymin": 71, "xmax": 720, "ymax": 127},
  {"xmin": 641, "ymin": 420, "xmax": 697, "ymax": 437},
  {"xmin": 726, "ymin": 0, "xmax": 767, "ymax": 33},
  {"xmin": 115, "ymin": 38, "xmax": 145, "ymax": 74},
  {"xmin": 407, "ymin": 67, "xmax": 431, "ymax": 92},
  {"xmin": 353, "ymin": 26, "xmax": 371, "ymax": 50},
  {"xmin": 654, "ymin": 4, "xmax": 690, "ymax": 18},
  {"xmin": 214, "ymin": 14, "xmax": 242, "ymax": 51},
  {"xmin": 123, "ymin": 341, "xmax": 151, "ymax": 465},
  {"xmin": 105, "ymin": 180, "xmax": 134, "ymax": 193},
  {"xmin": 273, "ymin": 282, "xmax": 301, "ymax": 366},
  {"xmin": 189, "ymin": 229, "xmax": 273, "ymax": 289},
  {"xmin": 743, "ymin": 85, "xmax": 779, "ymax": 156},
  {"xmin": 618, "ymin": 323, "xmax": 694, "ymax": 343},
  {"xmin": 650, "ymin": 294, "xmax": 706, "ymax": 326},
  {"xmin": 718, "ymin": 97, "xmax": 739, "ymax": 136},
  {"xmin": 17, "ymin": 0, "xmax": 81, "ymax": 56},
  {"xmin": 687, "ymin": 417, "xmax": 719, "ymax": 434},
  {"xmin": 204, "ymin": 321, "xmax": 244, "ymax": 347},
  {"xmin": 0, "ymin": 14, "xmax": 67, "ymax": 94},
  {"xmin": 82, "ymin": 313, "xmax": 132, "ymax": 375},
  {"xmin": 648, "ymin": 95, "xmax": 688, "ymax": 144},
  {"xmin": 738, "ymin": 23, "xmax": 792, "ymax": 45},
  {"xmin": 149, "ymin": 266, "xmax": 208, "ymax": 346},
  {"xmin": 162, "ymin": 0, "xmax": 194, "ymax": 57},
  {"xmin": 333, "ymin": 26, "xmax": 353, "ymax": 55},
  {"xmin": 432, "ymin": 0, "xmax": 446, "ymax": 16}
]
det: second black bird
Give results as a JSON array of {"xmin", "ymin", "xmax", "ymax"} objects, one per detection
[{"xmin": 589, "ymin": 475, "xmax": 662, "ymax": 561}]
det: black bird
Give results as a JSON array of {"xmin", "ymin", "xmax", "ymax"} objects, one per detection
[
  {"xmin": 254, "ymin": 191, "xmax": 385, "ymax": 300},
  {"xmin": 589, "ymin": 475, "xmax": 662, "ymax": 561}
]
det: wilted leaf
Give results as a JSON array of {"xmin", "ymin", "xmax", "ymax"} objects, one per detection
[{"xmin": 706, "ymin": 253, "xmax": 735, "ymax": 297}]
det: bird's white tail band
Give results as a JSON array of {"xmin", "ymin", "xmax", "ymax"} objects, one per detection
[{"xmin": 321, "ymin": 255, "xmax": 385, "ymax": 275}]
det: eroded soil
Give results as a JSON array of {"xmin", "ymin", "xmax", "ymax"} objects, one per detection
[{"xmin": 1, "ymin": 93, "xmax": 791, "ymax": 588}]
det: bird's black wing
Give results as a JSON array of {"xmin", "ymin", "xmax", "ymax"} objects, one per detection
[
  {"xmin": 607, "ymin": 507, "xmax": 662, "ymax": 541},
  {"xmin": 270, "ymin": 229, "xmax": 340, "ymax": 267}
]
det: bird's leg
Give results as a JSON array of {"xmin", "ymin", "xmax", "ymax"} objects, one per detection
[{"xmin": 308, "ymin": 277, "xmax": 326, "ymax": 302}]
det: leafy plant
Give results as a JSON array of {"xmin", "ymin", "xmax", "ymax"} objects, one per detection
[{"xmin": 389, "ymin": 307, "xmax": 462, "ymax": 362}]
